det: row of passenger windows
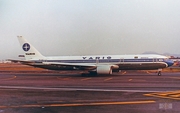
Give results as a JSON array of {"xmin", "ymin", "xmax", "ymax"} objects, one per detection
[
  {"xmin": 37, "ymin": 59, "xmax": 166, "ymax": 63},
  {"xmin": 124, "ymin": 59, "xmax": 165, "ymax": 61}
]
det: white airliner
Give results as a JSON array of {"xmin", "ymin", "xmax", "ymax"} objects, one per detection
[{"xmin": 10, "ymin": 36, "xmax": 174, "ymax": 76}]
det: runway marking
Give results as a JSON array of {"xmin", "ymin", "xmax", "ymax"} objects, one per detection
[
  {"xmin": 104, "ymin": 78, "xmax": 113, "ymax": 81},
  {"xmin": 128, "ymin": 78, "xmax": 146, "ymax": 82},
  {"xmin": 122, "ymin": 71, "xmax": 126, "ymax": 75},
  {"xmin": 56, "ymin": 77, "xmax": 63, "ymax": 80},
  {"xmin": 81, "ymin": 78, "xmax": 91, "ymax": 81},
  {"xmin": 0, "ymin": 100, "xmax": 155, "ymax": 108},
  {"xmin": 144, "ymin": 90, "xmax": 180, "ymax": 100},
  {"xmin": 0, "ymin": 76, "xmax": 16, "ymax": 81},
  {"xmin": 146, "ymin": 71, "xmax": 152, "ymax": 74},
  {"xmin": 0, "ymin": 86, "xmax": 158, "ymax": 92},
  {"xmin": 146, "ymin": 71, "xmax": 157, "ymax": 75},
  {"xmin": 62, "ymin": 77, "xmax": 71, "ymax": 80}
]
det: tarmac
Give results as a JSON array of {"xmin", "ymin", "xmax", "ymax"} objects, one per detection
[{"xmin": 0, "ymin": 64, "xmax": 180, "ymax": 113}]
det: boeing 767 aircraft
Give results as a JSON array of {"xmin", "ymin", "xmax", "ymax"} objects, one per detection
[{"xmin": 10, "ymin": 36, "xmax": 174, "ymax": 76}]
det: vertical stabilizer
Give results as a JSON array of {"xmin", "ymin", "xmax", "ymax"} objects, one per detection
[{"xmin": 17, "ymin": 36, "xmax": 45, "ymax": 60}]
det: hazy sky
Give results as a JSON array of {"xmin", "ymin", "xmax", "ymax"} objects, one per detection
[{"xmin": 1, "ymin": 0, "xmax": 180, "ymax": 59}]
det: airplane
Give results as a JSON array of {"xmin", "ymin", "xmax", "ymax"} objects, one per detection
[{"xmin": 9, "ymin": 36, "xmax": 174, "ymax": 76}]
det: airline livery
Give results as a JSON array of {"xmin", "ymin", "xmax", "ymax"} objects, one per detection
[{"xmin": 10, "ymin": 36, "xmax": 174, "ymax": 76}]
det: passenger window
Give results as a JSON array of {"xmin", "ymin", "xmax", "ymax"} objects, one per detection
[{"xmin": 159, "ymin": 59, "xmax": 164, "ymax": 62}]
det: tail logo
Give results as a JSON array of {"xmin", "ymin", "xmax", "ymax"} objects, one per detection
[{"xmin": 22, "ymin": 43, "xmax": 30, "ymax": 51}]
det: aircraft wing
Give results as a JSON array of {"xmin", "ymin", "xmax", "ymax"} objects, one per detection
[
  {"xmin": 8, "ymin": 59, "xmax": 119, "ymax": 70},
  {"xmin": 42, "ymin": 62, "xmax": 97, "ymax": 70},
  {"xmin": 8, "ymin": 59, "xmax": 97, "ymax": 70}
]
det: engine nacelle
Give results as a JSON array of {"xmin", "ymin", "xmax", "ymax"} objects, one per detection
[{"xmin": 96, "ymin": 66, "xmax": 112, "ymax": 75}]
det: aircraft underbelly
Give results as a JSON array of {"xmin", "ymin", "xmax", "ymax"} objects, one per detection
[
  {"xmin": 29, "ymin": 62, "xmax": 167, "ymax": 71},
  {"xmin": 30, "ymin": 65, "xmax": 89, "ymax": 70}
]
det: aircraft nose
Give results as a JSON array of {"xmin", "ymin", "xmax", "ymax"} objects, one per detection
[{"xmin": 166, "ymin": 59, "xmax": 174, "ymax": 67}]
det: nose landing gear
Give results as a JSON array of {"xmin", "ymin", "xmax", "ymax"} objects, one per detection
[{"xmin": 158, "ymin": 69, "xmax": 162, "ymax": 76}]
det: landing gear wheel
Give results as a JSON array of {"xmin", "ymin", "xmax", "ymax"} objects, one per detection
[
  {"xmin": 158, "ymin": 71, "xmax": 161, "ymax": 76},
  {"xmin": 157, "ymin": 69, "xmax": 162, "ymax": 76}
]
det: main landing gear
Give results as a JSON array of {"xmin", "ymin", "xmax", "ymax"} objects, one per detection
[{"xmin": 157, "ymin": 69, "xmax": 162, "ymax": 76}]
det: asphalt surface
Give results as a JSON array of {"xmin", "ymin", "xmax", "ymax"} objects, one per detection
[{"xmin": 0, "ymin": 71, "xmax": 180, "ymax": 113}]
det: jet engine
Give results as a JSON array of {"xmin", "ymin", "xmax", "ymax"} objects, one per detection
[{"xmin": 96, "ymin": 65, "xmax": 113, "ymax": 75}]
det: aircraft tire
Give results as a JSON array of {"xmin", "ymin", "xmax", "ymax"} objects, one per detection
[{"xmin": 158, "ymin": 72, "xmax": 161, "ymax": 76}]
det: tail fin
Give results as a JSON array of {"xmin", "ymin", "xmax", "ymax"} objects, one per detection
[{"xmin": 17, "ymin": 36, "xmax": 45, "ymax": 60}]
